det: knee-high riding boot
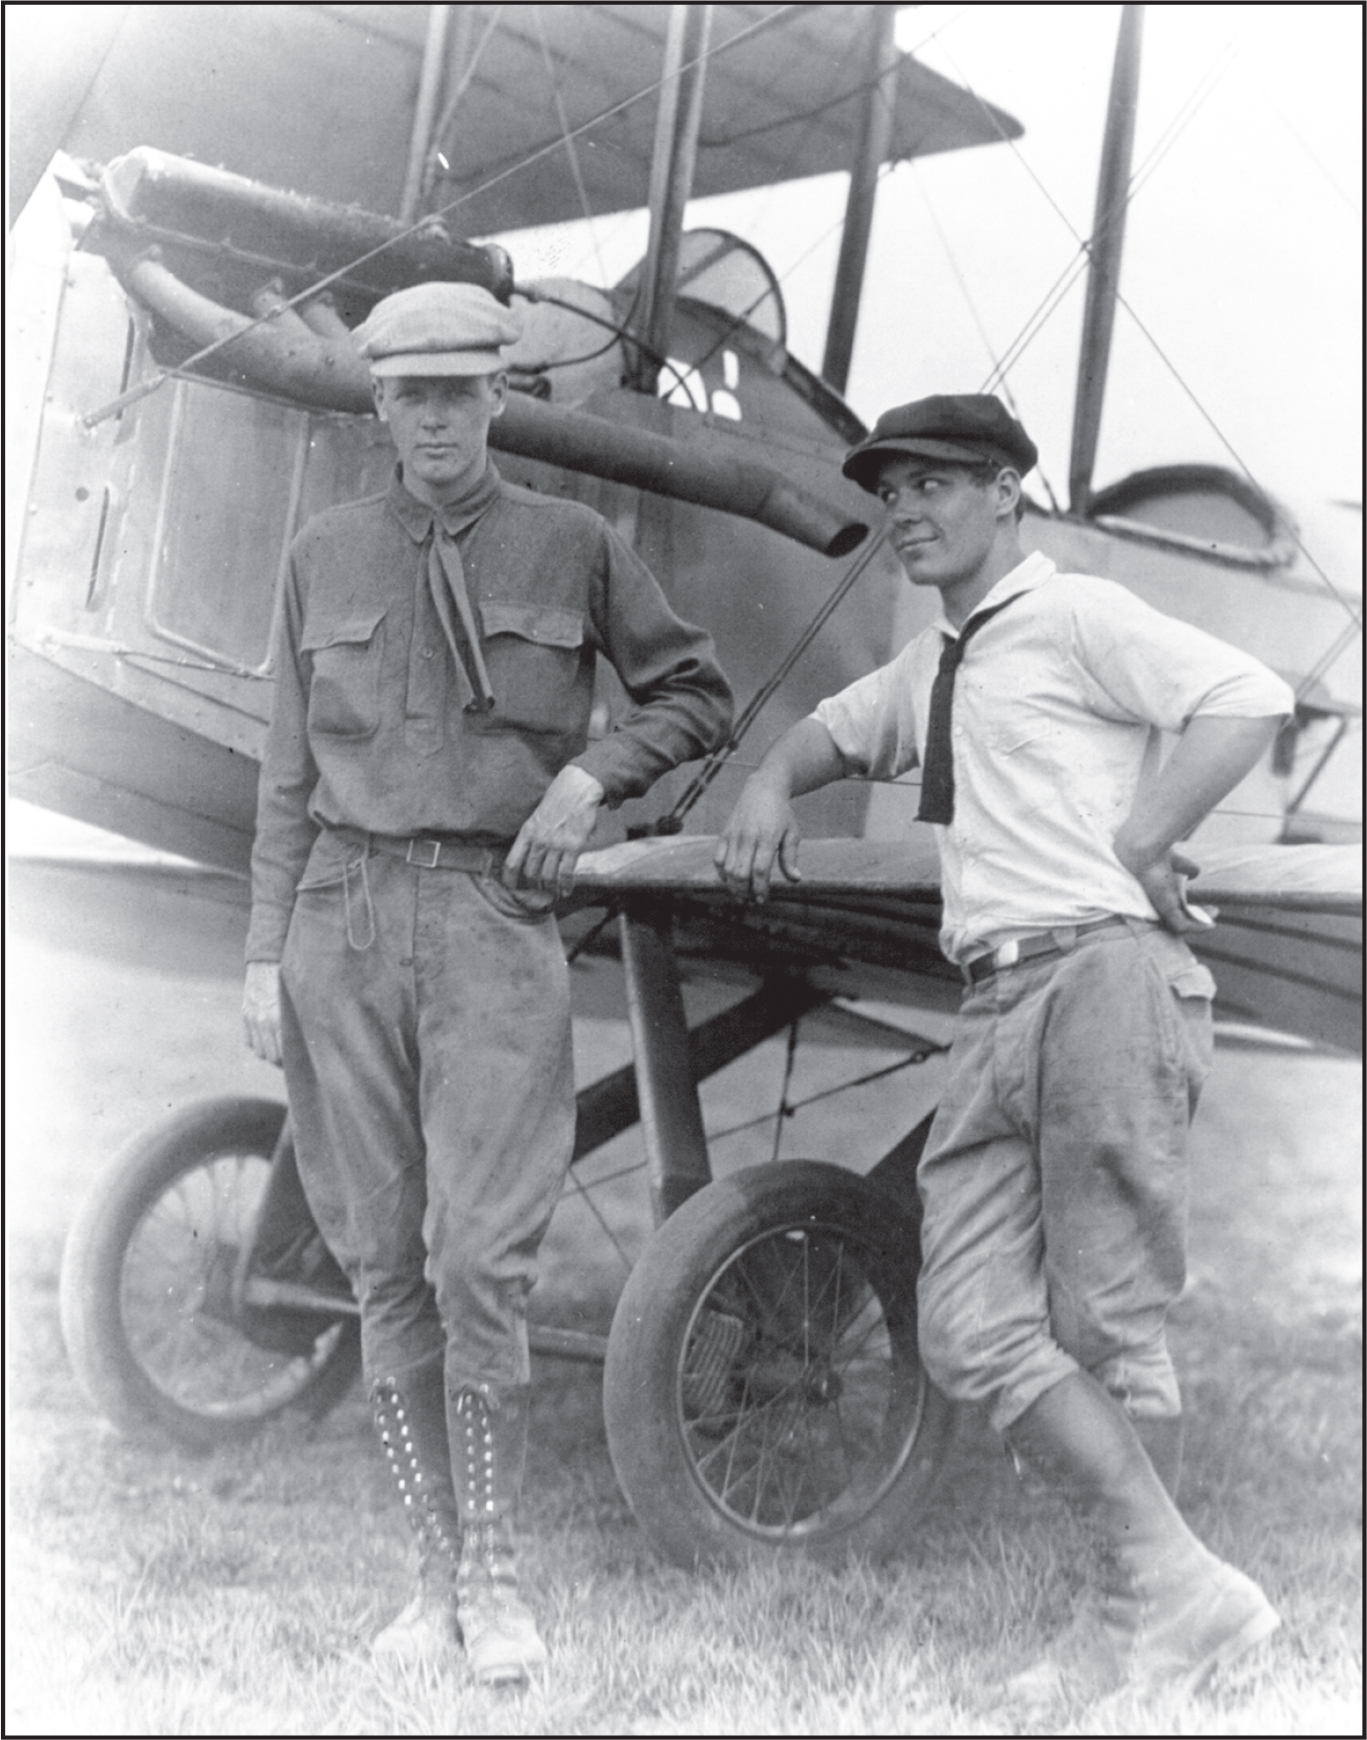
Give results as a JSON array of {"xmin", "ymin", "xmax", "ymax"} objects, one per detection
[
  {"xmin": 1000, "ymin": 1373, "xmax": 1277, "ymax": 1716},
  {"xmin": 450, "ymin": 1384, "xmax": 548, "ymax": 1686},
  {"xmin": 369, "ymin": 1355, "xmax": 463, "ymax": 1666}
]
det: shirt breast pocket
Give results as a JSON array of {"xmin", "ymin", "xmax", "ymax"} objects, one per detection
[
  {"xmin": 301, "ymin": 608, "xmax": 386, "ymax": 739},
  {"xmin": 478, "ymin": 601, "xmax": 586, "ymax": 734}
]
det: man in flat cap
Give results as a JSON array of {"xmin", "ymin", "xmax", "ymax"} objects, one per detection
[
  {"xmin": 243, "ymin": 280, "xmax": 731, "ymax": 1684},
  {"xmin": 716, "ymin": 394, "xmax": 1291, "ymax": 1714}
]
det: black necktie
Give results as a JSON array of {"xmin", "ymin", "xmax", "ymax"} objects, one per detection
[{"xmin": 917, "ymin": 599, "xmax": 1016, "ymax": 825}]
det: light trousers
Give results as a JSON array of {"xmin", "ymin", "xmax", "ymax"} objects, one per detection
[{"xmin": 916, "ymin": 921, "xmax": 1216, "ymax": 1434}]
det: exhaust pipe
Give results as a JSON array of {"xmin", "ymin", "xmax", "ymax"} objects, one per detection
[{"xmin": 114, "ymin": 252, "xmax": 868, "ymax": 560}]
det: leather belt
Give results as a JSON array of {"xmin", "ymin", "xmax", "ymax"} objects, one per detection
[
  {"xmin": 332, "ymin": 826, "xmax": 508, "ymax": 875},
  {"xmin": 961, "ymin": 916, "xmax": 1139, "ymax": 987}
]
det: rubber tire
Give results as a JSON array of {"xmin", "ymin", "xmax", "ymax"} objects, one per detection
[
  {"xmin": 603, "ymin": 1161, "xmax": 953, "ymax": 1568},
  {"xmin": 59, "ymin": 1096, "xmax": 361, "ymax": 1450}
]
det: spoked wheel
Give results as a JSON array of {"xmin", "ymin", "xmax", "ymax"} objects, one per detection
[
  {"xmin": 59, "ymin": 1097, "xmax": 360, "ymax": 1450},
  {"xmin": 603, "ymin": 1161, "xmax": 952, "ymax": 1567}
]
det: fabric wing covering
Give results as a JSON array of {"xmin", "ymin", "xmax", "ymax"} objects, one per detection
[{"xmin": 15, "ymin": 2, "xmax": 1020, "ymax": 230}]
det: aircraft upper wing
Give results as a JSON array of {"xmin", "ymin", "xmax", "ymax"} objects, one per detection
[
  {"xmin": 13, "ymin": 4, "xmax": 1020, "ymax": 229},
  {"xmin": 436, "ymin": 5, "xmax": 1024, "ymax": 235},
  {"xmin": 573, "ymin": 836, "xmax": 1363, "ymax": 1052}
]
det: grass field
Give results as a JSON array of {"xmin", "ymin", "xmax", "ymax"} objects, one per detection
[{"xmin": 7, "ymin": 875, "xmax": 1362, "ymax": 1736}]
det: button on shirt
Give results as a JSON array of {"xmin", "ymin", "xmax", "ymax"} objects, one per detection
[
  {"xmin": 248, "ymin": 466, "xmax": 732, "ymax": 960},
  {"xmin": 812, "ymin": 552, "xmax": 1294, "ymax": 964}
]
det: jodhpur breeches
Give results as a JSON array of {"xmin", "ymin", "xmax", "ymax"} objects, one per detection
[{"xmin": 279, "ymin": 845, "xmax": 574, "ymax": 1389}]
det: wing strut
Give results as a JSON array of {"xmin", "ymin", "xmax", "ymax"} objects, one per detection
[
  {"xmin": 399, "ymin": 4, "xmax": 452, "ymax": 221},
  {"xmin": 635, "ymin": 4, "xmax": 714, "ymax": 388},
  {"xmin": 821, "ymin": 4, "xmax": 901, "ymax": 395},
  {"xmin": 1068, "ymin": 3, "xmax": 1144, "ymax": 514}
]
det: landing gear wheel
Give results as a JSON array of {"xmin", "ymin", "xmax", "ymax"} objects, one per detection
[
  {"xmin": 603, "ymin": 1161, "xmax": 952, "ymax": 1568},
  {"xmin": 59, "ymin": 1097, "xmax": 360, "ymax": 1450}
]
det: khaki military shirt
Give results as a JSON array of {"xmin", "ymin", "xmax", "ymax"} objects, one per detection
[{"xmin": 248, "ymin": 466, "xmax": 732, "ymax": 959}]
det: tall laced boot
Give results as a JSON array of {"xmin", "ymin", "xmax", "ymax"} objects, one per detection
[
  {"xmin": 1000, "ymin": 1373, "xmax": 1277, "ymax": 1718},
  {"xmin": 369, "ymin": 1358, "xmax": 463, "ymax": 1669},
  {"xmin": 451, "ymin": 1385, "xmax": 548, "ymax": 1686}
]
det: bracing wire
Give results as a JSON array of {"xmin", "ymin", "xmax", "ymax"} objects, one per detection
[
  {"xmin": 423, "ymin": 4, "xmax": 506, "ymax": 200},
  {"xmin": 681, "ymin": 163, "xmax": 898, "ymax": 387},
  {"xmin": 563, "ymin": 1164, "xmax": 635, "ymax": 1275},
  {"xmin": 663, "ymin": 526, "xmax": 892, "ymax": 828},
  {"xmin": 81, "ymin": 4, "xmax": 801, "ymax": 428},
  {"xmin": 533, "ymin": 4, "xmax": 606, "ymax": 285},
  {"xmin": 695, "ymin": 11, "xmax": 978, "ymax": 382},
  {"xmin": 1252, "ymin": 78, "xmax": 1362, "ymax": 221},
  {"xmin": 908, "ymin": 159, "xmax": 1064, "ymax": 514},
  {"xmin": 931, "ymin": 27, "xmax": 1360, "ymax": 647},
  {"xmin": 768, "ymin": 1018, "xmax": 803, "ymax": 1166},
  {"xmin": 704, "ymin": 1046, "xmax": 945, "ymax": 1150},
  {"xmin": 980, "ymin": 38, "xmax": 1237, "ymax": 397}
]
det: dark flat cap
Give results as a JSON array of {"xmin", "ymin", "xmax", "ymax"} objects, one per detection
[{"xmin": 842, "ymin": 394, "xmax": 1038, "ymax": 493}]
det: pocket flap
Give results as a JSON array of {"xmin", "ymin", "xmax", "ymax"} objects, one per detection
[
  {"xmin": 1170, "ymin": 961, "xmax": 1217, "ymax": 1001},
  {"xmin": 300, "ymin": 608, "xmax": 386, "ymax": 652},
  {"xmin": 479, "ymin": 601, "xmax": 583, "ymax": 649}
]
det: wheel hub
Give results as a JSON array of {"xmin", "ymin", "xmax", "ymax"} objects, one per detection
[{"xmin": 802, "ymin": 1366, "xmax": 842, "ymax": 1405}]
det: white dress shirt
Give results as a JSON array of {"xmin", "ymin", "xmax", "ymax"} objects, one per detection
[{"xmin": 812, "ymin": 552, "xmax": 1295, "ymax": 963}]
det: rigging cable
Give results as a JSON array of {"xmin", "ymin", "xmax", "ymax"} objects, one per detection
[
  {"xmin": 701, "ymin": 6, "xmax": 972, "ymax": 149},
  {"xmin": 662, "ymin": 525, "xmax": 892, "ymax": 829},
  {"xmin": 980, "ymin": 39, "xmax": 1237, "ymax": 396},
  {"xmin": 1252, "ymin": 78, "xmax": 1361, "ymax": 221},
  {"xmin": 686, "ymin": 11, "xmax": 978, "ymax": 385},
  {"xmin": 532, "ymin": 4, "xmax": 606, "ymax": 285},
  {"xmin": 81, "ymin": 4, "xmax": 801, "ymax": 428},
  {"xmin": 908, "ymin": 159, "xmax": 1064, "ymax": 514},
  {"xmin": 934, "ymin": 32, "xmax": 1360, "ymax": 647},
  {"xmin": 421, "ymin": 4, "xmax": 506, "ymax": 205}
]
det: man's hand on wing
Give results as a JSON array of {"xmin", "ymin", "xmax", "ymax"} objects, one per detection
[
  {"xmin": 1113, "ymin": 834, "xmax": 1217, "ymax": 935},
  {"xmin": 714, "ymin": 774, "xmax": 803, "ymax": 904},
  {"xmin": 243, "ymin": 960, "xmax": 285, "ymax": 1066},
  {"xmin": 505, "ymin": 764, "xmax": 606, "ymax": 898}
]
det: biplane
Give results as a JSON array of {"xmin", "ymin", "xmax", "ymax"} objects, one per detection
[{"xmin": 9, "ymin": 4, "xmax": 1361, "ymax": 1569}]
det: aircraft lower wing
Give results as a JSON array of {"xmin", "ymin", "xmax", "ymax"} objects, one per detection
[{"xmin": 573, "ymin": 837, "xmax": 1363, "ymax": 1053}]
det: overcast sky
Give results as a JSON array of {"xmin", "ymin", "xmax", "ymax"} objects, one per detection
[{"xmin": 500, "ymin": 3, "xmax": 1363, "ymax": 519}]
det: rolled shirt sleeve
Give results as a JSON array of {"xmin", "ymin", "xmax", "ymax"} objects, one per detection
[
  {"xmin": 803, "ymin": 556, "xmax": 1298, "ymax": 962},
  {"xmin": 1067, "ymin": 578, "xmax": 1296, "ymax": 728},
  {"xmin": 811, "ymin": 642, "xmax": 922, "ymax": 783}
]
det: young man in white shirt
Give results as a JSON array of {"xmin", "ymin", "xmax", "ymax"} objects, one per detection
[{"xmin": 715, "ymin": 395, "xmax": 1291, "ymax": 1714}]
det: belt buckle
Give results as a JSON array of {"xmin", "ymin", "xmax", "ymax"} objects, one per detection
[
  {"xmin": 993, "ymin": 938, "xmax": 1020, "ymax": 970},
  {"xmin": 406, "ymin": 837, "xmax": 442, "ymax": 869}
]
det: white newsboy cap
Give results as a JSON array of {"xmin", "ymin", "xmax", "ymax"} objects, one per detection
[{"xmin": 354, "ymin": 281, "xmax": 522, "ymax": 376}]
